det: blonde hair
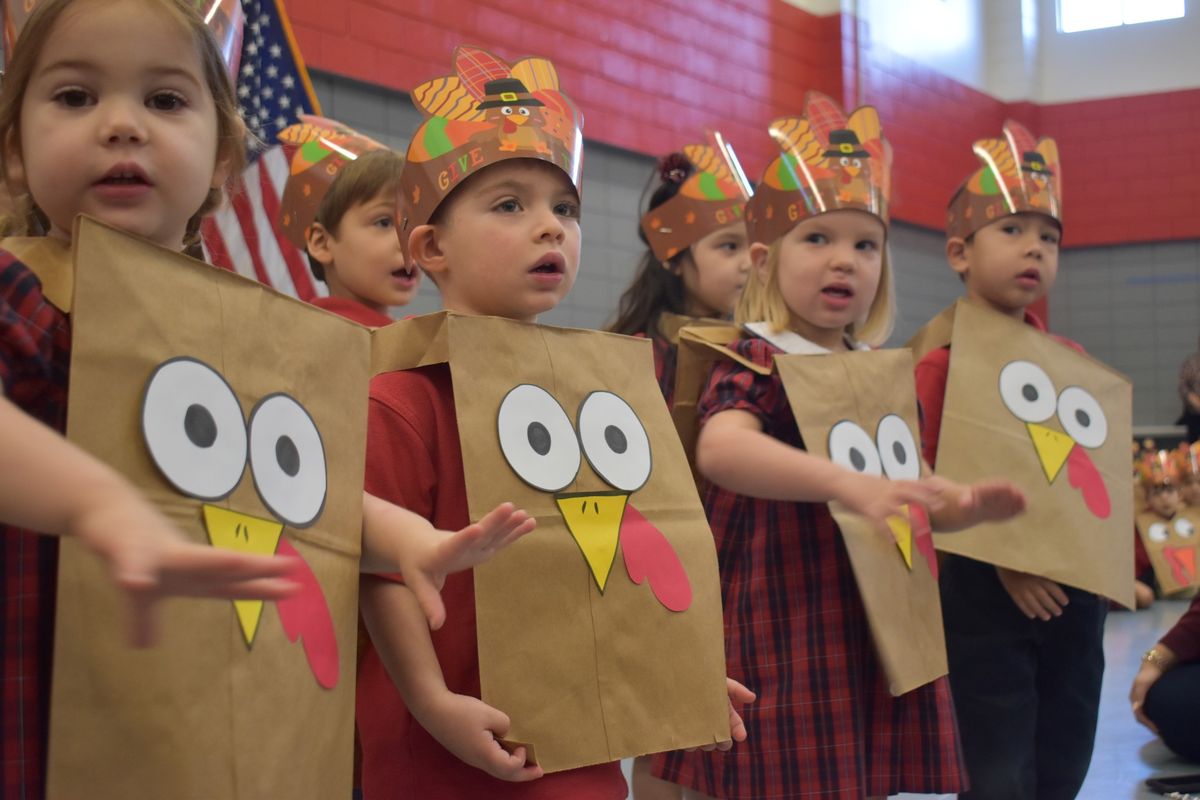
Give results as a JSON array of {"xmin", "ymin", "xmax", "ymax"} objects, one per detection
[
  {"xmin": 0, "ymin": 0, "xmax": 246, "ymax": 244},
  {"xmin": 736, "ymin": 236, "xmax": 896, "ymax": 348}
]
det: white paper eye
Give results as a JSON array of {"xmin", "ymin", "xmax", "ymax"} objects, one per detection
[
  {"xmin": 1175, "ymin": 517, "xmax": 1196, "ymax": 539},
  {"xmin": 876, "ymin": 414, "xmax": 920, "ymax": 481},
  {"xmin": 999, "ymin": 360, "xmax": 1057, "ymax": 423},
  {"xmin": 1148, "ymin": 522, "xmax": 1170, "ymax": 543},
  {"xmin": 247, "ymin": 394, "xmax": 327, "ymax": 528},
  {"xmin": 1057, "ymin": 386, "xmax": 1107, "ymax": 449},
  {"xmin": 578, "ymin": 391, "xmax": 652, "ymax": 492},
  {"xmin": 142, "ymin": 357, "xmax": 247, "ymax": 500},
  {"xmin": 497, "ymin": 385, "xmax": 580, "ymax": 492},
  {"xmin": 829, "ymin": 420, "xmax": 882, "ymax": 478}
]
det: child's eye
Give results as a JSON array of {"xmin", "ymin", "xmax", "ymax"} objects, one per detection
[
  {"xmin": 805, "ymin": 233, "xmax": 828, "ymax": 245},
  {"xmin": 856, "ymin": 239, "xmax": 879, "ymax": 251},
  {"xmin": 494, "ymin": 198, "xmax": 521, "ymax": 213},
  {"xmin": 1001, "ymin": 224, "xmax": 1020, "ymax": 235},
  {"xmin": 147, "ymin": 91, "xmax": 187, "ymax": 112},
  {"xmin": 1041, "ymin": 232, "xmax": 1060, "ymax": 245},
  {"xmin": 715, "ymin": 240, "xmax": 741, "ymax": 253},
  {"xmin": 53, "ymin": 88, "xmax": 93, "ymax": 108},
  {"xmin": 554, "ymin": 201, "xmax": 580, "ymax": 219},
  {"xmin": 373, "ymin": 216, "xmax": 394, "ymax": 229}
]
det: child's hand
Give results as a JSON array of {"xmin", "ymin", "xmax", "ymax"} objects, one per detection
[
  {"xmin": 363, "ymin": 494, "xmax": 536, "ymax": 630},
  {"xmin": 689, "ymin": 677, "xmax": 757, "ymax": 752},
  {"xmin": 996, "ymin": 566, "xmax": 1068, "ymax": 620},
  {"xmin": 72, "ymin": 487, "xmax": 300, "ymax": 647},
  {"xmin": 923, "ymin": 476, "xmax": 1027, "ymax": 531},
  {"xmin": 417, "ymin": 690, "xmax": 544, "ymax": 782},
  {"xmin": 834, "ymin": 473, "xmax": 945, "ymax": 540}
]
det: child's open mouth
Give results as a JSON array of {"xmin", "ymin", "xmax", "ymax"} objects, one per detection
[
  {"xmin": 93, "ymin": 164, "xmax": 152, "ymax": 200},
  {"xmin": 529, "ymin": 253, "xmax": 566, "ymax": 284},
  {"xmin": 820, "ymin": 283, "xmax": 854, "ymax": 309},
  {"xmin": 391, "ymin": 266, "xmax": 417, "ymax": 287}
]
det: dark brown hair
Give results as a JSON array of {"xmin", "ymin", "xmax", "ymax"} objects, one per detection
[{"xmin": 307, "ymin": 148, "xmax": 404, "ymax": 281}]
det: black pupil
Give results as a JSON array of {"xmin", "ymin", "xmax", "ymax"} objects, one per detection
[
  {"xmin": 527, "ymin": 422, "xmax": 552, "ymax": 456},
  {"xmin": 276, "ymin": 436, "xmax": 300, "ymax": 477},
  {"xmin": 184, "ymin": 404, "xmax": 217, "ymax": 448},
  {"xmin": 1075, "ymin": 409, "xmax": 1090, "ymax": 427},
  {"xmin": 849, "ymin": 448, "xmax": 867, "ymax": 472},
  {"xmin": 893, "ymin": 441, "xmax": 907, "ymax": 464},
  {"xmin": 1022, "ymin": 384, "xmax": 1038, "ymax": 402},
  {"xmin": 605, "ymin": 425, "xmax": 628, "ymax": 454}
]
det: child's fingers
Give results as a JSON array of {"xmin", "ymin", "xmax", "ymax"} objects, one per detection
[
  {"xmin": 486, "ymin": 745, "xmax": 544, "ymax": 782},
  {"xmin": 1043, "ymin": 580, "xmax": 1070, "ymax": 608},
  {"xmin": 407, "ymin": 575, "xmax": 448, "ymax": 631},
  {"xmin": 726, "ymin": 677, "xmax": 756, "ymax": 705}
]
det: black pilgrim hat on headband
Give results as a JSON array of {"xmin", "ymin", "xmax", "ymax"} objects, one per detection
[
  {"xmin": 476, "ymin": 78, "xmax": 546, "ymax": 109},
  {"xmin": 822, "ymin": 128, "xmax": 870, "ymax": 158}
]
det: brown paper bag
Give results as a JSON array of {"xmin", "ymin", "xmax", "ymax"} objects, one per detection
[
  {"xmin": 371, "ymin": 312, "xmax": 730, "ymax": 772},
  {"xmin": 774, "ymin": 349, "xmax": 947, "ymax": 695},
  {"xmin": 904, "ymin": 302, "xmax": 956, "ymax": 362},
  {"xmin": 932, "ymin": 300, "xmax": 1134, "ymax": 607},
  {"xmin": 671, "ymin": 324, "xmax": 769, "ymax": 467},
  {"xmin": 48, "ymin": 217, "xmax": 368, "ymax": 799},
  {"xmin": 1136, "ymin": 508, "xmax": 1200, "ymax": 596}
]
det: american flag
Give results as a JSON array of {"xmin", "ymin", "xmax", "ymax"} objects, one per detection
[{"xmin": 201, "ymin": 0, "xmax": 325, "ymax": 300}]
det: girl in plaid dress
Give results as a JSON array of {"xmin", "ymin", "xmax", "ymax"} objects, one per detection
[
  {"xmin": 654, "ymin": 94, "xmax": 1026, "ymax": 800},
  {"xmin": 610, "ymin": 139, "xmax": 752, "ymax": 408}
]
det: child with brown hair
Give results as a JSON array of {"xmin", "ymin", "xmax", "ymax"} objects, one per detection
[{"xmin": 276, "ymin": 117, "xmax": 418, "ymax": 327}]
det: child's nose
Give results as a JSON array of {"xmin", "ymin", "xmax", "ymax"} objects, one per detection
[
  {"xmin": 534, "ymin": 207, "xmax": 565, "ymax": 242},
  {"xmin": 98, "ymin": 100, "xmax": 147, "ymax": 144}
]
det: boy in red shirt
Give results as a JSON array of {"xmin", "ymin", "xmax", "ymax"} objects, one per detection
[
  {"xmin": 914, "ymin": 123, "xmax": 1106, "ymax": 800},
  {"xmin": 275, "ymin": 117, "xmax": 417, "ymax": 328}
]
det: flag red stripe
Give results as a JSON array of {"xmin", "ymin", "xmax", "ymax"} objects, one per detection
[
  {"xmin": 200, "ymin": 217, "xmax": 236, "ymax": 273},
  {"xmin": 255, "ymin": 159, "xmax": 316, "ymax": 301},
  {"xmin": 229, "ymin": 182, "xmax": 274, "ymax": 286}
]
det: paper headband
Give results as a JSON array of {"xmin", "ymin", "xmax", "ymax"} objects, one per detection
[
  {"xmin": 1137, "ymin": 449, "xmax": 1182, "ymax": 489},
  {"xmin": 276, "ymin": 115, "xmax": 390, "ymax": 248},
  {"xmin": 744, "ymin": 92, "xmax": 892, "ymax": 246},
  {"xmin": 398, "ymin": 45, "xmax": 584, "ymax": 234},
  {"xmin": 946, "ymin": 120, "xmax": 1062, "ymax": 240},
  {"xmin": 640, "ymin": 132, "xmax": 753, "ymax": 262}
]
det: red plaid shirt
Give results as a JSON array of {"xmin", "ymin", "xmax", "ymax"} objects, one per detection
[
  {"xmin": 655, "ymin": 337, "xmax": 965, "ymax": 799},
  {"xmin": 0, "ymin": 248, "xmax": 70, "ymax": 800}
]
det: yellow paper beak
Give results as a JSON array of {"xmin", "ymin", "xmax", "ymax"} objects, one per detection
[
  {"xmin": 555, "ymin": 492, "xmax": 628, "ymax": 593},
  {"xmin": 202, "ymin": 505, "xmax": 284, "ymax": 647},
  {"xmin": 1026, "ymin": 423, "xmax": 1076, "ymax": 483},
  {"xmin": 887, "ymin": 505, "xmax": 914, "ymax": 569}
]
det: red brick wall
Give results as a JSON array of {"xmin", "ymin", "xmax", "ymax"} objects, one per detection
[{"xmin": 287, "ymin": 0, "xmax": 1200, "ymax": 248}]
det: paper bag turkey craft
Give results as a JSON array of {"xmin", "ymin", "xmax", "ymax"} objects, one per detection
[
  {"xmin": 773, "ymin": 349, "xmax": 947, "ymax": 695},
  {"xmin": 370, "ymin": 312, "xmax": 729, "ymax": 772},
  {"xmin": 48, "ymin": 217, "xmax": 368, "ymax": 799},
  {"xmin": 1134, "ymin": 449, "xmax": 1200, "ymax": 596},
  {"xmin": 917, "ymin": 300, "xmax": 1133, "ymax": 607}
]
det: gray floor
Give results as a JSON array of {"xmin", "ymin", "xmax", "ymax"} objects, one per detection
[{"xmin": 622, "ymin": 600, "xmax": 1197, "ymax": 799}]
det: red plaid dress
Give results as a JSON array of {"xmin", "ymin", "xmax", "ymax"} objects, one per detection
[
  {"xmin": 0, "ymin": 249, "xmax": 70, "ymax": 800},
  {"xmin": 654, "ymin": 337, "xmax": 966, "ymax": 799}
]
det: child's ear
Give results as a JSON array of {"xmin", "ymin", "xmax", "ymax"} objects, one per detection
[
  {"xmin": 210, "ymin": 119, "xmax": 245, "ymax": 189},
  {"xmin": 306, "ymin": 223, "xmax": 334, "ymax": 266},
  {"xmin": 946, "ymin": 236, "xmax": 970, "ymax": 279},
  {"xmin": 750, "ymin": 242, "xmax": 770, "ymax": 285},
  {"xmin": 3, "ymin": 128, "xmax": 25, "ymax": 190},
  {"xmin": 408, "ymin": 224, "xmax": 447, "ymax": 280}
]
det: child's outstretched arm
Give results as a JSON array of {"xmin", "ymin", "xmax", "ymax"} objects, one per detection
[
  {"xmin": 360, "ymin": 577, "xmax": 545, "ymax": 782},
  {"xmin": 923, "ymin": 475, "xmax": 1028, "ymax": 532},
  {"xmin": 360, "ymin": 493, "xmax": 536, "ymax": 630},
  {"xmin": 697, "ymin": 409, "xmax": 947, "ymax": 538},
  {"xmin": 0, "ymin": 396, "xmax": 299, "ymax": 646}
]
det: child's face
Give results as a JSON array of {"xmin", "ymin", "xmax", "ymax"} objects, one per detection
[
  {"xmin": 679, "ymin": 221, "xmax": 750, "ymax": 317},
  {"xmin": 1182, "ymin": 477, "xmax": 1200, "ymax": 506},
  {"xmin": 10, "ymin": 0, "xmax": 228, "ymax": 249},
  {"xmin": 949, "ymin": 212, "xmax": 1060, "ymax": 317},
  {"xmin": 1148, "ymin": 485, "xmax": 1181, "ymax": 517},
  {"xmin": 418, "ymin": 160, "xmax": 580, "ymax": 323},
  {"xmin": 756, "ymin": 209, "xmax": 884, "ymax": 347},
  {"xmin": 317, "ymin": 189, "xmax": 417, "ymax": 312}
]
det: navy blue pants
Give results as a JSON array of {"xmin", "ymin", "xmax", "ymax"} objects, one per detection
[
  {"xmin": 941, "ymin": 555, "xmax": 1107, "ymax": 800},
  {"xmin": 1145, "ymin": 662, "xmax": 1200, "ymax": 762}
]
